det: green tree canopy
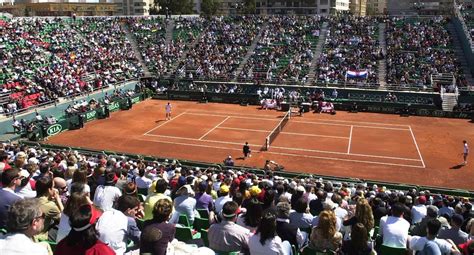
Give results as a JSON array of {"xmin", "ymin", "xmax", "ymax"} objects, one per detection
[{"xmin": 201, "ymin": 0, "xmax": 220, "ymax": 16}]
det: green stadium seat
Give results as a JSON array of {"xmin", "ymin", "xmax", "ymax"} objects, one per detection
[
  {"xmin": 178, "ymin": 214, "xmax": 191, "ymax": 227},
  {"xmin": 175, "ymin": 226, "xmax": 201, "ymax": 242},
  {"xmin": 200, "ymin": 229, "xmax": 209, "ymax": 247},
  {"xmin": 197, "ymin": 208, "xmax": 209, "ymax": 218},
  {"xmin": 301, "ymin": 246, "xmax": 337, "ymax": 255},
  {"xmin": 379, "ymin": 245, "xmax": 406, "ymax": 255},
  {"xmin": 193, "ymin": 217, "xmax": 209, "ymax": 232}
]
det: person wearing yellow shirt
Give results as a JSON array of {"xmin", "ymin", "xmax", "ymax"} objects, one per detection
[{"xmin": 143, "ymin": 178, "xmax": 172, "ymax": 220}]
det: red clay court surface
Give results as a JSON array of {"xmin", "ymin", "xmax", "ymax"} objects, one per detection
[{"xmin": 45, "ymin": 100, "xmax": 474, "ymax": 191}]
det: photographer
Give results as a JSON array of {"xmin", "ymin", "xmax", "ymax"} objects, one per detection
[{"xmin": 264, "ymin": 160, "xmax": 284, "ymax": 172}]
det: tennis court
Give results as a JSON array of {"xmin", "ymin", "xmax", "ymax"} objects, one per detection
[
  {"xmin": 45, "ymin": 99, "xmax": 474, "ymax": 190},
  {"xmin": 142, "ymin": 110, "xmax": 425, "ymax": 169}
]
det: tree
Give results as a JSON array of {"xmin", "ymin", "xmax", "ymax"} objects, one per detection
[
  {"xmin": 201, "ymin": 0, "xmax": 220, "ymax": 16},
  {"xmin": 154, "ymin": 0, "xmax": 194, "ymax": 15},
  {"xmin": 242, "ymin": 0, "xmax": 256, "ymax": 14}
]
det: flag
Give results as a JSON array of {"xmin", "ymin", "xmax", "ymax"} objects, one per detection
[{"xmin": 346, "ymin": 70, "xmax": 368, "ymax": 79}]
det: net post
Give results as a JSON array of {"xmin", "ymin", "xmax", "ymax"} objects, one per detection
[{"xmin": 265, "ymin": 137, "xmax": 269, "ymax": 151}]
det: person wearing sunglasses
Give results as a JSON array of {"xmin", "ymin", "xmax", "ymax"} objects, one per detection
[
  {"xmin": 0, "ymin": 198, "xmax": 48, "ymax": 255},
  {"xmin": 0, "ymin": 168, "xmax": 23, "ymax": 229}
]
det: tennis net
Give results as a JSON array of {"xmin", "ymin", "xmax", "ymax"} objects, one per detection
[{"xmin": 264, "ymin": 110, "xmax": 291, "ymax": 151}]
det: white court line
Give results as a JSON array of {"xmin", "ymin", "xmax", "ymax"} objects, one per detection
[
  {"xmin": 144, "ymin": 133, "xmax": 262, "ymax": 147},
  {"xmin": 187, "ymin": 112, "xmax": 280, "ymax": 122},
  {"xmin": 188, "ymin": 112, "xmax": 410, "ymax": 131},
  {"xmin": 144, "ymin": 133, "xmax": 421, "ymax": 162},
  {"xmin": 218, "ymin": 127, "xmax": 269, "ymax": 133},
  {"xmin": 270, "ymin": 144, "xmax": 422, "ymax": 161},
  {"xmin": 143, "ymin": 111, "xmax": 188, "ymax": 135},
  {"xmin": 291, "ymin": 120, "xmax": 410, "ymax": 131},
  {"xmin": 199, "ymin": 116, "xmax": 230, "ymax": 140},
  {"xmin": 187, "ymin": 110, "xmax": 410, "ymax": 127},
  {"xmin": 281, "ymin": 131, "xmax": 349, "ymax": 140},
  {"xmin": 137, "ymin": 137, "xmax": 424, "ymax": 169},
  {"xmin": 348, "ymin": 125, "xmax": 353, "ymax": 154},
  {"xmin": 409, "ymin": 126, "xmax": 426, "ymax": 168},
  {"xmin": 217, "ymin": 127, "xmax": 349, "ymax": 139}
]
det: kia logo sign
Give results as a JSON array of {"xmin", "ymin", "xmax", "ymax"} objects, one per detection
[{"xmin": 47, "ymin": 124, "xmax": 62, "ymax": 136}]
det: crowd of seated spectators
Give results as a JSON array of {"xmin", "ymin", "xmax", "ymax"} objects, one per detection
[
  {"xmin": 316, "ymin": 16, "xmax": 381, "ymax": 85},
  {"xmin": 459, "ymin": 1, "xmax": 474, "ymax": 42},
  {"xmin": 1, "ymin": 17, "xmax": 143, "ymax": 114},
  {"xmin": 386, "ymin": 17, "xmax": 465, "ymax": 87},
  {"xmin": 0, "ymin": 142, "xmax": 473, "ymax": 255},
  {"xmin": 239, "ymin": 16, "xmax": 321, "ymax": 84},
  {"xmin": 175, "ymin": 16, "xmax": 262, "ymax": 81}
]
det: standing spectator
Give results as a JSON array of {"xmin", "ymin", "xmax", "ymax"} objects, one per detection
[
  {"xmin": 143, "ymin": 178, "xmax": 172, "ymax": 220},
  {"xmin": 93, "ymin": 171, "xmax": 122, "ymax": 211},
  {"xmin": 249, "ymin": 208, "xmax": 292, "ymax": 255},
  {"xmin": 55, "ymin": 204, "xmax": 115, "ymax": 255},
  {"xmin": 309, "ymin": 210, "xmax": 343, "ymax": 252},
  {"xmin": 208, "ymin": 201, "xmax": 250, "ymax": 253},
  {"xmin": 35, "ymin": 175, "xmax": 64, "ymax": 241},
  {"xmin": 140, "ymin": 198, "xmax": 176, "ymax": 255},
  {"xmin": 0, "ymin": 199, "xmax": 48, "ymax": 255},
  {"xmin": 379, "ymin": 202, "xmax": 410, "ymax": 248},
  {"xmin": 0, "ymin": 169, "xmax": 23, "ymax": 229},
  {"xmin": 438, "ymin": 214, "xmax": 469, "ymax": 246}
]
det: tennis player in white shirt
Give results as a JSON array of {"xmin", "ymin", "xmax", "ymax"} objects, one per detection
[
  {"xmin": 165, "ymin": 102, "xmax": 172, "ymax": 120},
  {"xmin": 462, "ymin": 140, "xmax": 469, "ymax": 165}
]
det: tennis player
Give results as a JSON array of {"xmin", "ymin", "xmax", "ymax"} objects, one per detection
[
  {"xmin": 462, "ymin": 140, "xmax": 469, "ymax": 165},
  {"xmin": 165, "ymin": 102, "xmax": 172, "ymax": 120}
]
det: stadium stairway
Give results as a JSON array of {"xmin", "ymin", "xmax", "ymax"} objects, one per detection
[
  {"xmin": 122, "ymin": 24, "xmax": 151, "ymax": 77},
  {"xmin": 164, "ymin": 19, "xmax": 175, "ymax": 46},
  {"xmin": 441, "ymin": 92, "xmax": 458, "ymax": 111},
  {"xmin": 305, "ymin": 22, "xmax": 328, "ymax": 86},
  {"xmin": 448, "ymin": 22, "xmax": 474, "ymax": 88},
  {"xmin": 167, "ymin": 25, "xmax": 209, "ymax": 79},
  {"xmin": 232, "ymin": 24, "xmax": 267, "ymax": 82},
  {"xmin": 378, "ymin": 22, "xmax": 387, "ymax": 88}
]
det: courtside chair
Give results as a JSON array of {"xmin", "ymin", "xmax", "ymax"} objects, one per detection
[
  {"xmin": 193, "ymin": 217, "xmax": 210, "ymax": 232},
  {"xmin": 175, "ymin": 226, "xmax": 201, "ymax": 242},
  {"xmin": 178, "ymin": 214, "xmax": 191, "ymax": 227},
  {"xmin": 379, "ymin": 245, "xmax": 407, "ymax": 255}
]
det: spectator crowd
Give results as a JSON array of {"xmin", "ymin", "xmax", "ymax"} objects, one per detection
[{"xmin": 0, "ymin": 142, "xmax": 473, "ymax": 255}]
